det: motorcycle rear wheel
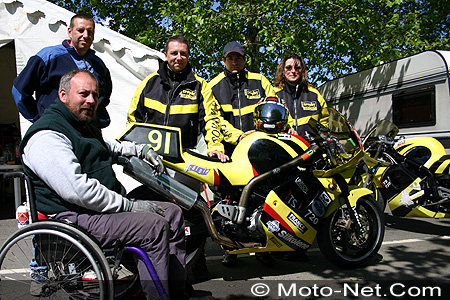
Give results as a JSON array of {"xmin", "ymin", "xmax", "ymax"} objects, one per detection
[{"xmin": 317, "ymin": 195, "xmax": 384, "ymax": 268}]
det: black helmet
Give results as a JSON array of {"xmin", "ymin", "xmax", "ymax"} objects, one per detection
[{"xmin": 254, "ymin": 97, "xmax": 289, "ymax": 133}]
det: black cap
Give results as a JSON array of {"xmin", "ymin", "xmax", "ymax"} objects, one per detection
[{"xmin": 223, "ymin": 42, "xmax": 245, "ymax": 57}]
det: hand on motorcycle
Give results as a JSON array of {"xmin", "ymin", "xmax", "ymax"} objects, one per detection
[
  {"xmin": 128, "ymin": 199, "xmax": 165, "ymax": 216},
  {"xmin": 208, "ymin": 150, "xmax": 229, "ymax": 162},
  {"xmin": 139, "ymin": 145, "xmax": 166, "ymax": 176},
  {"xmin": 287, "ymin": 128, "xmax": 298, "ymax": 135},
  {"xmin": 239, "ymin": 129, "xmax": 256, "ymax": 142}
]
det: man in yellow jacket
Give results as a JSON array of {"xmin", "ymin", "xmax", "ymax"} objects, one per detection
[
  {"xmin": 128, "ymin": 36, "xmax": 242, "ymax": 162},
  {"xmin": 208, "ymin": 42, "xmax": 276, "ymax": 155}
]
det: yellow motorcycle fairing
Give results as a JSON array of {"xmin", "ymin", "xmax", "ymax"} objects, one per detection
[
  {"xmin": 228, "ymin": 184, "xmax": 373, "ymax": 255},
  {"xmin": 166, "ymin": 132, "xmax": 309, "ymax": 186},
  {"xmin": 387, "ymin": 177, "xmax": 450, "ymax": 218},
  {"xmin": 404, "ymin": 205, "xmax": 450, "ymax": 218},
  {"xmin": 229, "ymin": 190, "xmax": 316, "ymax": 254},
  {"xmin": 395, "ymin": 136, "xmax": 449, "ymax": 172},
  {"xmin": 317, "ymin": 179, "xmax": 373, "ymax": 218},
  {"xmin": 388, "ymin": 177, "xmax": 424, "ymax": 214},
  {"xmin": 117, "ymin": 123, "xmax": 310, "ymax": 186},
  {"xmin": 312, "ymin": 149, "xmax": 365, "ymax": 178},
  {"xmin": 172, "ymin": 137, "xmax": 307, "ymax": 186}
]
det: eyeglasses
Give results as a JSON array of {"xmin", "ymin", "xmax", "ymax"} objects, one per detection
[{"xmin": 285, "ymin": 65, "xmax": 301, "ymax": 71}]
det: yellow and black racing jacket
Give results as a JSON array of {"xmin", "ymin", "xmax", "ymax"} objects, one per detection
[
  {"xmin": 275, "ymin": 81, "xmax": 328, "ymax": 136},
  {"xmin": 128, "ymin": 62, "xmax": 240, "ymax": 153},
  {"xmin": 208, "ymin": 69, "xmax": 276, "ymax": 133}
]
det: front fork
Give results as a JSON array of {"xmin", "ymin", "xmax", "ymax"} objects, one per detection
[
  {"xmin": 333, "ymin": 174, "xmax": 367, "ymax": 237},
  {"xmin": 345, "ymin": 197, "xmax": 365, "ymax": 236}
]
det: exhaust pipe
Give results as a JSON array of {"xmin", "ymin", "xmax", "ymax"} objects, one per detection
[
  {"xmin": 121, "ymin": 156, "xmax": 198, "ymax": 210},
  {"xmin": 120, "ymin": 156, "xmax": 261, "ymax": 249}
]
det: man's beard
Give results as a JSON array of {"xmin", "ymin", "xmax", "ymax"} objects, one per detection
[{"xmin": 73, "ymin": 107, "xmax": 96, "ymax": 124}]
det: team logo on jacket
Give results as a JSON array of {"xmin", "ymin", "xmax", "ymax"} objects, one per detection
[
  {"xmin": 244, "ymin": 89, "xmax": 261, "ymax": 99},
  {"xmin": 180, "ymin": 89, "xmax": 197, "ymax": 100},
  {"xmin": 301, "ymin": 101, "xmax": 318, "ymax": 111}
]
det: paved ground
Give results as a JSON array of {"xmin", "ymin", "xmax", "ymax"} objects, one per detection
[
  {"xmin": 1, "ymin": 197, "xmax": 449, "ymax": 299},
  {"xmin": 192, "ymin": 215, "xmax": 450, "ymax": 299}
]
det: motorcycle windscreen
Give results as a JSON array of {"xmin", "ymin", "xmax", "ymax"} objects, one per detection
[
  {"xmin": 308, "ymin": 107, "xmax": 361, "ymax": 149},
  {"xmin": 363, "ymin": 120, "xmax": 399, "ymax": 148}
]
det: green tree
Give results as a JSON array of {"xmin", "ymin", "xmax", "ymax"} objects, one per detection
[{"xmin": 51, "ymin": 0, "xmax": 450, "ymax": 85}]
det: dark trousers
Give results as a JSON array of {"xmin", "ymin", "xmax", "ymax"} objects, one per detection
[{"xmin": 54, "ymin": 202, "xmax": 186, "ymax": 300}]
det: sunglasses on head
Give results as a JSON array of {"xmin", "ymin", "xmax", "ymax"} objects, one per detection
[{"xmin": 285, "ymin": 65, "xmax": 301, "ymax": 71}]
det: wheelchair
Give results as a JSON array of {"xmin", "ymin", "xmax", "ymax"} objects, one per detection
[{"xmin": 0, "ymin": 171, "xmax": 168, "ymax": 300}]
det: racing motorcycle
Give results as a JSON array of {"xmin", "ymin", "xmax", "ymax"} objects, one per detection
[
  {"xmin": 358, "ymin": 119, "xmax": 450, "ymax": 218},
  {"xmin": 117, "ymin": 105, "xmax": 385, "ymax": 269}
]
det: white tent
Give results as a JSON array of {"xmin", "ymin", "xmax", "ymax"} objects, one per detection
[{"xmin": 0, "ymin": 0, "xmax": 164, "ymax": 191}]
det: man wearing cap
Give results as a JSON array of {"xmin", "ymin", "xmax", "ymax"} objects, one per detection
[
  {"xmin": 208, "ymin": 42, "xmax": 277, "ymax": 267},
  {"xmin": 208, "ymin": 41, "xmax": 276, "ymax": 155}
]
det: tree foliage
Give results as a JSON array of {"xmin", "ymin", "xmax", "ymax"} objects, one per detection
[{"xmin": 50, "ymin": 0, "xmax": 450, "ymax": 85}]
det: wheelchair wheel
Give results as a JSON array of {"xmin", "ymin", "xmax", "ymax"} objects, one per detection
[
  {"xmin": 107, "ymin": 250, "xmax": 141, "ymax": 299},
  {"xmin": 0, "ymin": 221, "xmax": 114, "ymax": 299}
]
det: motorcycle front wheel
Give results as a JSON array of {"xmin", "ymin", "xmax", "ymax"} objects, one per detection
[{"xmin": 317, "ymin": 195, "xmax": 384, "ymax": 268}]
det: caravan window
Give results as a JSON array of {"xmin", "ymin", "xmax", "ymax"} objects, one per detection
[{"xmin": 392, "ymin": 85, "xmax": 435, "ymax": 128}]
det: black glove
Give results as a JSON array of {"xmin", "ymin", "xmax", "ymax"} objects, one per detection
[
  {"xmin": 140, "ymin": 145, "xmax": 165, "ymax": 176},
  {"xmin": 129, "ymin": 199, "xmax": 165, "ymax": 217}
]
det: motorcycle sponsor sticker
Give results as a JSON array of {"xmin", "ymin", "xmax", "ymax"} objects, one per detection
[
  {"xmin": 395, "ymin": 139, "xmax": 406, "ymax": 147},
  {"xmin": 269, "ymin": 237, "xmax": 283, "ymax": 248},
  {"xmin": 286, "ymin": 194, "xmax": 298, "ymax": 208},
  {"xmin": 184, "ymin": 161, "xmax": 210, "ymax": 175},
  {"xmin": 295, "ymin": 177, "xmax": 309, "ymax": 194},
  {"xmin": 287, "ymin": 212, "xmax": 308, "ymax": 233},
  {"xmin": 382, "ymin": 177, "xmax": 392, "ymax": 188},
  {"xmin": 185, "ymin": 226, "xmax": 191, "ymax": 236},
  {"xmin": 399, "ymin": 191, "xmax": 417, "ymax": 207},
  {"xmin": 311, "ymin": 200, "xmax": 325, "ymax": 217},
  {"xmin": 278, "ymin": 230, "xmax": 309, "ymax": 250},
  {"xmin": 318, "ymin": 191, "xmax": 332, "ymax": 207},
  {"xmin": 276, "ymin": 133, "xmax": 292, "ymax": 140},
  {"xmin": 267, "ymin": 220, "xmax": 281, "ymax": 233}
]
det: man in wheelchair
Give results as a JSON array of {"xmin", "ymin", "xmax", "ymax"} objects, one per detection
[{"xmin": 19, "ymin": 69, "xmax": 206, "ymax": 299}]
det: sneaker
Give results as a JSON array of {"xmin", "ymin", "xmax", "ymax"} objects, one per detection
[
  {"xmin": 221, "ymin": 253, "xmax": 237, "ymax": 267},
  {"xmin": 82, "ymin": 269, "xmax": 97, "ymax": 281},
  {"xmin": 29, "ymin": 264, "xmax": 49, "ymax": 296}
]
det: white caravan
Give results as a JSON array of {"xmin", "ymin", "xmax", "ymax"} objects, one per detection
[{"xmin": 318, "ymin": 50, "xmax": 450, "ymax": 150}]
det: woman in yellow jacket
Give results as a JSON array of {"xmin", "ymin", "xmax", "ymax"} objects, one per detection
[{"xmin": 274, "ymin": 53, "xmax": 328, "ymax": 137}]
